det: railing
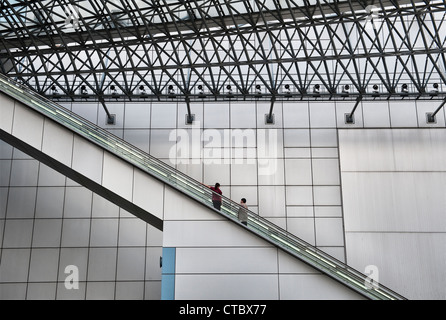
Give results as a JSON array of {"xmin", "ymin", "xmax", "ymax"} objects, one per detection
[{"xmin": 0, "ymin": 73, "xmax": 406, "ymax": 300}]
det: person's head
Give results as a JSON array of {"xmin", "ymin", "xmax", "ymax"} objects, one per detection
[
  {"xmin": 215, "ymin": 183, "xmax": 220, "ymax": 188},
  {"xmin": 241, "ymin": 198, "xmax": 246, "ymax": 204}
]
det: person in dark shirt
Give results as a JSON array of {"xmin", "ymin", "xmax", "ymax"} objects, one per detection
[{"xmin": 203, "ymin": 182, "xmax": 222, "ymax": 210}]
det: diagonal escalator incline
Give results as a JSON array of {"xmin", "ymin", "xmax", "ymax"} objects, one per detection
[{"xmin": 0, "ymin": 74, "xmax": 406, "ymax": 300}]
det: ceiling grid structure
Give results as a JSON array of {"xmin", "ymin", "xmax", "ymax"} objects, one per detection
[{"xmin": 0, "ymin": 0, "xmax": 445, "ymax": 104}]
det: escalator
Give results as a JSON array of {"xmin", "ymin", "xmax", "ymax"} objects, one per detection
[{"xmin": 0, "ymin": 74, "xmax": 406, "ymax": 300}]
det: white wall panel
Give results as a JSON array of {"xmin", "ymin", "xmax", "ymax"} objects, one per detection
[
  {"xmin": 61, "ymin": 219, "xmax": 91, "ymax": 247},
  {"xmin": 314, "ymin": 206, "xmax": 342, "ymax": 218},
  {"xmin": 85, "ymin": 282, "xmax": 115, "ymax": 300},
  {"xmin": 231, "ymin": 162, "xmax": 257, "ymax": 185},
  {"xmin": 286, "ymin": 206, "xmax": 313, "ymax": 218},
  {"xmin": 42, "ymin": 120, "xmax": 73, "ymax": 167},
  {"xmin": 9, "ymin": 159, "xmax": 39, "ymax": 186},
  {"xmin": 63, "ymin": 187, "xmax": 92, "ymax": 218},
  {"xmin": 37, "ymin": 164, "xmax": 66, "ymax": 186},
  {"xmin": 283, "ymin": 102, "xmax": 309, "ymax": 128},
  {"xmin": 362, "ymin": 102, "xmax": 390, "ymax": 127},
  {"xmin": 230, "ymin": 103, "xmax": 256, "ymax": 128},
  {"xmin": 203, "ymin": 163, "xmax": 231, "ymax": 186},
  {"xmin": 146, "ymin": 247, "xmax": 163, "ymax": 281},
  {"xmin": 176, "ymin": 247, "xmax": 278, "ymax": 274},
  {"xmin": 0, "ymin": 284, "xmax": 27, "ymax": 299},
  {"xmin": 230, "ymin": 186, "xmax": 258, "ymax": 207},
  {"xmin": 340, "ymin": 129, "xmax": 446, "ymax": 172},
  {"xmin": 87, "ymin": 248, "xmax": 117, "ymax": 281},
  {"xmin": 338, "ymin": 129, "xmax": 395, "ymax": 171},
  {"xmin": 12, "ymin": 103, "xmax": 44, "ymax": 150},
  {"xmin": 0, "ymin": 93, "xmax": 15, "ymax": 133},
  {"xmin": 285, "ymin": 159, "xmax": 312, "ymax": 185},
  {"xmin": 315, "ymin": 218, "xmax": 344, "ymax": 246},
  {"xmin": 56, "ymin": 282, "xmax": 87, "ymax": 300},
  {"xmin": 309, "ymin": 102, "xmax": 336, "ymax": 128},
  {"xmin": 2, "ymin": 220, "xmax": 33, "ymax": 248},
  {"xmin": 258, "ymin": 186, "xmax": 286, "ymax": 216},
  {"xmin": 58, "ymin": 248, "xmax": 89, "ymax": 283},
  {"xmin": 175, "ymin": 274, "xmax": 279, "ymax": 300},
  {"xmin": 116, "ymin": 247, "xmax": 146, "ymax": 281},
  {"xmin": 6, "ymin": 187, "xmax": 36, "ymax": 218},
  {"xmin": 118, "ymin": 218, "xmax": 147, "ymax": 247},
  {"xmin": 72, "ymin": 135, "xmax": 104, "ymax": 184},
  {"xmin": 257, "ymin": 128, "xmax": 284, "ymax": 157},
  {"xmin": 310, "ymin": 129, "xmax": 338, "ymax": 147},
  {"xmin": 286, "ymin": 217, "xmax": 315, "ymax": 245},
  {"xmin": 284, "ymin": 147, "xmax": 311, "ymax": 158},
  {"xmin": 116, "ymin": 282, "xmax": 144, "ymax": 300},
  {"xmin": 71, "ymin": 103, "xmax": 98, "ymax": 124},
  {"xmin": 89, "ymin": 219, "xmax": 118, "ymax": 247},
  {"xmin": 389, "ymin": 101, "xmax": 418, "ymax": 127},
  {"xmin": 176, "ymin": 163, "xmax": 203, "ymax": 182},
  {"xmin": 0, "ymin": 249, "xmax": 31, "ymax": 282},
  {"xmin": 124, "ymin": 103, "xmax": 151, "ymax": 128},
  {"xmin": 28, "ymin": 248, "xmax": 59, "ymax": 282},
  {"xmin": 92, "ymin": 193, "xmax": 120, "ymax": 218},
  {"xmin": 313, "ymin": 186, "xmax": 341, "ymax": 206},
  {"xmin": 12, "ymin": 148, "xmax": 32, "ymax": 160},
  {"xmin": 150, "ymin": 129, "xmax": 177, "ymax": 158},
  {"xmin": 123, "ymin": 129, "xmax": 150, "ymax": 153},
  {"xmin": 312, "ymin": 159, "xmax": 340, "ymax": 185},
  {"xmin": 132, "ymin": 168, "xmax": 165, "ymax": 220},
  {"xmin": 0, "ymin": 160, "xmax": 11, "ymax": 186},
  {"xmin": 102, "ymin": 152, "xmax": 134, "ymax": 201},
  {"xmin": 340, "ymin": 128, "xmax": 446, "ymax": 300},
  {"xmin": 31, "ymin": 219, "xmax": 62, "ymax": 247},
  {"xmin": 0, "ymin": 140, "xmax": 13, "ymax": 159},
  {"xmin": 257, "ymin": 158, "xmax": 284, "ymax": 185},
  {"xmin": 285, "ymin": 186, "xmax": 313, "ymax": 206},
  {"xmin": 342, "ymin": 172, "xmax": 446, "ymax": 232},
  {"xmin": 283, "ymin": 129, "xmax": 310, "ymax": 147},
  {"xmin": 311, "ymin": 147, "xmax": 338, "ymax": 158},
  {"xmin": 0, "ymin": 189, "xmax": 6, "ymax": 219},
  {"xmin": 204, "ymin": 103, "xmax": 230, "ymax": 128},
  {"xmin": 27, "ymin": 283, "xmax": 56, "ymax": 300},
  {"xmin": 279, "ymin": 274, "xmax": 364, "ymax": 300},
  {"xmin": 151, "ymin": 103, "xmax": 177, "ymax": 128},
  {"xmin": 163, "ymin": 186, "xmax": 225, "ymax": 221},
  {"xmin": 345, "ymin": 233, "xmax": 446, "ymax": 300},
  {"xmin": 277, "ymin": 250, "xmax": 320, "ymax": 274},
  {"xmin": 163, "ymin": 221, "xmax": 273, "ymax": 248}
]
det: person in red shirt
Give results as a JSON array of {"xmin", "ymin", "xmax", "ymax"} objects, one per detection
[{"xmin": 203, "ymin": 182, "xmax": 222, "ymax": 210}]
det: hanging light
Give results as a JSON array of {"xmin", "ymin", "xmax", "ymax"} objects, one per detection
[
  {"xmin": 168, "ymin": 85, "xmax": 176, "ymax": 98},
  {"xmin": 313, "ymin": 84, "xmax": 321, "ymax": 97},
  {"xmin": 226, "ymin": 84, "xmax": 234, "ymax": 98},
  {"xmin": 139, "ymin": 85, "xmax": 147, "ymax": 97},
  {"xmin": 342, "ymin": 84, "xmax": 350, "ymax": 97},
  {"xmin": 198, "ymin": 84, "xmax": 206, "ymax": 98},
  {"xmin": 284, "ymin": 84, "xmax": 291, "ymax": 98}
]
